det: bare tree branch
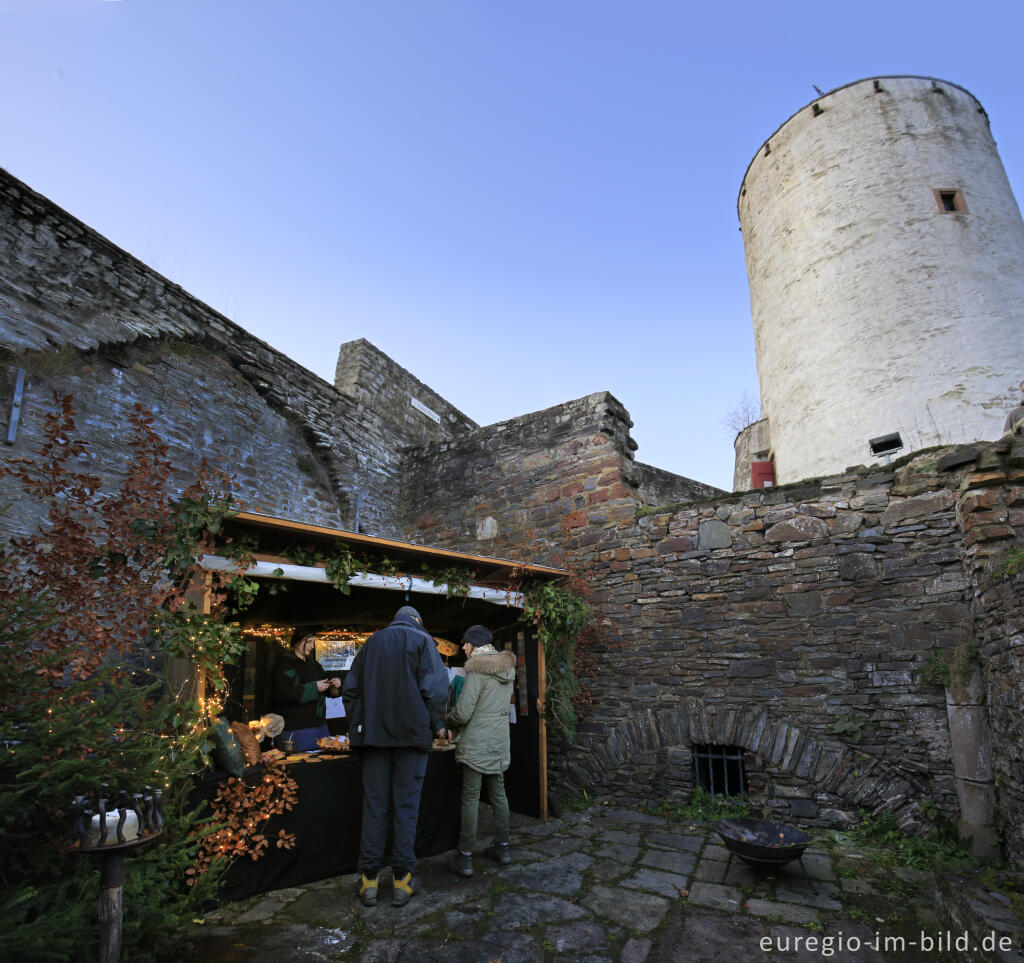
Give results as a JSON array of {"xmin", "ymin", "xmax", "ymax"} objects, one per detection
[{"xmin": 722, "ymin": 391, "xmax": 762, "ymax": 434}]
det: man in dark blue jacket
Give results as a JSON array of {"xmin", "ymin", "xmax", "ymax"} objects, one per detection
[{"xmin": 342, "ymin": 605, "xmax": 449, "ymax": 907}]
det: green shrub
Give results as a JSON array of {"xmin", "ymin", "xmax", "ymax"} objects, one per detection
[
  {"xmin": 848, "ymin": 809, "xmax": 974, "ymax": 870},
  {"xmin": 658, "ymin": 786, "xmax": 750, "ymax": 823}
]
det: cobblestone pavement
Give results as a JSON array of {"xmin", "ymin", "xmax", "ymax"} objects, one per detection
[{"xmin": 177, "ymin": 805, "xmax": 1014, "ymax": 962}]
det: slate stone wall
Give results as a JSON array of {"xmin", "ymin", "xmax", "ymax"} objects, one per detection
[
  {"xmin": 0, "ymin": 168, "xmax": 421, "ymax": 538},
  {"xmin": 632, "ymin": 460, "xmax": 724, "ymax": 509},
  {"xmin": 0, "ymin": 345, "xmax": 349, "ymax": 538},
  {"xmin": 954, "ymin": 446, "xmax": 1024, "ymax": 861},
  {"xmin": 402, "ymin": 398, "xmax": 1024, "ymax": 852},
  {"xmin": 399, "ymin": 392, "xmax": 646, "ymax": 569},
  {"xmin": 334, "ymin": 338, "xmax": 476, "ymax": 450},
  {"xmin": 561, "ymin": 439, "xmax": 1024, "ymax": 854},
  {"xmin": 559, "ymin": 461, "xmax": 972, "ymax": 829},
  {"xmin": 3, "ymin": 166, "xmax": 1022, "ymax": 858}
]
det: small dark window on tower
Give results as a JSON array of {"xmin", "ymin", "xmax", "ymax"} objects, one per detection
[
  {"xmin": 692, "ymin": 744, "xmax": 748, "ymax": 798},
  {"xmin": 934, "ymin": 188, "xmax": 968, "ymax": 214}
]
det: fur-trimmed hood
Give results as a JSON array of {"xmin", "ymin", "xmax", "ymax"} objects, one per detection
[
  {"xmin": 465, "ymin": 645, "xmax": 516, "ymax": 680},
  {"xmin": 446, "ymin": 642, "xmax": 515, "ymax": 773}
]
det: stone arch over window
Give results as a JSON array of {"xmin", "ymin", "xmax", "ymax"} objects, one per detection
[{"xmin": 564, "ymin": 700, "xmax": 923, "ymax": 826}]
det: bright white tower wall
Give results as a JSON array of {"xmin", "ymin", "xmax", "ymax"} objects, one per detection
[{"xmin": 737, "ymin": 76, "xmax": 1024, "ymax": 485}]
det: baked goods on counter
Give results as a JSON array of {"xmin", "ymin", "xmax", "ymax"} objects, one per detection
[{"xmin": 316, "ymin": 735, "xmax": 350, "ymax": 752}]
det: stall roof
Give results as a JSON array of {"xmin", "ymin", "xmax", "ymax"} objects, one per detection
[{"xmin": 224, "ymin": 511, "xmax": 567, "ymax": 586}]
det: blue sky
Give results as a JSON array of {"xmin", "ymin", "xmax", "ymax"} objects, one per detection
[{"xmin": 2, "ymin": 0, "xmax": 1022, "ymax": 491}]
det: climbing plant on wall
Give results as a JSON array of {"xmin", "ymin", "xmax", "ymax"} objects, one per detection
[
  {"xmin": 0, "ymin": 393, "xmax": 288, "ymax": 961},
  {"xmin": 997, "ymin": 545, "xmax": 1024, "ymax": 579},
  {"xmin": 520, "ymin": 580, "xmax": 590, "ymax": 741}
]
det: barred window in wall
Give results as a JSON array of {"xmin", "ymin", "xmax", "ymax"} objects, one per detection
[{"xmin": 692, "ymin": 744, "xmax": 747, "ymax": 798}]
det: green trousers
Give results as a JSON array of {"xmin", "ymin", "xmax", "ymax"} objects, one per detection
[{"xmin": 458, "ymin": 764, "xmax": 510, "ymax": 852}]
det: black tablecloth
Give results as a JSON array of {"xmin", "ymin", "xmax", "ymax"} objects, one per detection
[{"xmin": 190, "ymin": 749, "xmax": 459, "ymax": 900}]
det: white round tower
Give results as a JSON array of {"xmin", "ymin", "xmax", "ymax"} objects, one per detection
[{"xmin": 738, "ymin": 76, "xmax": 1024, "ymax": 485}]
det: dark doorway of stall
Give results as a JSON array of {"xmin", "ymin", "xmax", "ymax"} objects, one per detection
[
  {"xmin": 224, "ymin": 578, "xmax": 545, "ymax": 819},
  {"xmin": 494, "ymin": 625, "xmax": 541, "ymax": 819}
]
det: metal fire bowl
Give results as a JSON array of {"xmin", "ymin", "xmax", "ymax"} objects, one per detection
[{"xmin": 715, "ymin": 818, "xmax": 812, "ymax": 867}]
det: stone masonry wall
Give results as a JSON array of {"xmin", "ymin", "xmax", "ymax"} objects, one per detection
[
  {"xmin": 334, "ymin": 338, "xmax": 476, "ymax": 449},
  {"xmin": 952, "ymin": 435, "xmax": 1024, "ymax": 861},
  {"xmin": 0, "ymin": 168, "xmax": 453, "ymax": 538},
  {"xmin": 404, "ymin": 402, "xmax": 1024, "ymax": 853},
  {"xmin": 564, "ymin": 461, "xmax": 971, "ymax": 828},
  {"xmin": 562, "ymin": 438, "xmax": 1024, "ymax": 851},
  {"xmin": 0, "ymin": 346, "xmax": 348, "ymax": 537},
  {"xmin": 632, "ymin": 461, "xmax": 724, "ymax": 509},
  {"xmin": 399, "ymin": 392, "xmax": 644, "ymax": 569}
]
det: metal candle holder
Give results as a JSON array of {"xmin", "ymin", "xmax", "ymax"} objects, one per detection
[{"xmin": 67, "ymin": 783, "xmax": 164, "ymax": 963}]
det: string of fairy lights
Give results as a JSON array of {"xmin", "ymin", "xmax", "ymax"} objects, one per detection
[
  {"xmin": 238, "ymin": 624, "xmax": 458, "ymax": 660},
  {"xmin": 69, "ymin": 622, "xmax": 463, "ymax": 793}
]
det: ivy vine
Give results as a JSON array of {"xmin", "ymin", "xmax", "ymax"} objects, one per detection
[
  {"xmin": 280, "ymin": 542, "xmax": 478, "ymax": 599},
  {"xmin": 422, "ymin": 563, "xmax": 475, "ymax": 598},
  {"xmin": 282, "ymin": 542, "xmax": 361, "ymax": 594},
  {"xmin": 324, "ymin": 545, "xmax": 360, "ymax": 594},
  {"xmin": 152, "ymin": 612, "xmax": 247, "ymax": 693},
  {"xmin": 520, "ymin": 581, "xmax": 590, "ymax": 742}
]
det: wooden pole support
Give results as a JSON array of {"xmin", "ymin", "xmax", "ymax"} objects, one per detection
[
  {"xmin": 98, "ymin": 850, "xmax": 125, "ymax": 963},
  {"xmin": 537, "ymin": 638, "xmax": 548, "ymax": 821}
]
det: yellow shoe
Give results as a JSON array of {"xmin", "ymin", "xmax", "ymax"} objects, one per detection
[
  {"xmin": 392, "ymin": 871, "xmax": 420, "ymax": 907},
  {"xmin": 358, "ymin": 872, "xmax": 378, "ymax": 907}
]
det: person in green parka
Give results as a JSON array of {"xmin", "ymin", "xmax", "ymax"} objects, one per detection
[{"xmin": 445, "ymin": 624, "xmax": 516, "ymax": 877}]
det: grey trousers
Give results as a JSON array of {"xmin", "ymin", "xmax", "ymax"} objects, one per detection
[
  {"xmin": 458, "ymin": 763, "xmax": 510, "ymax": 852},
  {"xmin": 358, "ymin": 746, "xmax": 428, "ymax": 877}
]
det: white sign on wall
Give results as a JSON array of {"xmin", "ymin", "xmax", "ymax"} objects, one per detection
[{"xmin": 410, "ymin": 396, "xmax": 441, "ymax": 423}]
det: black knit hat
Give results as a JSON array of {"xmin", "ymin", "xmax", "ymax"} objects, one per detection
[{"xmin": 462, "ymin": 624, "xmax": 493, "ymax": 646}]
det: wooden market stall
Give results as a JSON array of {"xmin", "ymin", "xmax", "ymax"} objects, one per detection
[{"xmin": 189, "ymin": 511, "xmax": 565, "ymax": 898}]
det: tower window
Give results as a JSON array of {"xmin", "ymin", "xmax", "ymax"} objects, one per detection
[
  {"xmin": 692, "ymin": 744, "xmax": 748, "ymax": 798},
  {"xmin": 934, "ymin": 188, "xmax": 968, "ymax": 214}
]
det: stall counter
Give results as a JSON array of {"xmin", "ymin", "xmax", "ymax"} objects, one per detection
[{"xmin": 190, "ymin": 748, "xmax": 459, "ymax": 901}]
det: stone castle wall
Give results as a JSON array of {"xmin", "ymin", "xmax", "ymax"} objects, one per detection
[
  {"xmin": 3, "ymin": 165, "xmax": 1022, "ymax": 860},
  {"xmin": 568, "ymin": 440, "xmax": 1023, "ymax": 856},
  {"xmin": 399, "ymin": 392, "xmax": 644, "ymax": 569},
  {"xmin": 632, "ymin": 460, "xmax": 724, "ymax": 510},
  {"xmin": 0, "ymin": 169, "xmax": 435, "ymax": 538},
  {"xmin": 403, "ymin": 389, "xmax": 1024, "ymax": 856},
  {"xmin": 953, "ymin": 446, "xmax": 1024, "ymax": 860},
  {"xmin": 565, "ymin": 463, "xmax": 970, "ymax": 828},
  {"xmin": 335, "ymin": 338, "xmax": 476, "ymax": 451}
]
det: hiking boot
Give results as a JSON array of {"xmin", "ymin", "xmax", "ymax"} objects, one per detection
[
  {"xmin": 448, "ymin": 850, "xmax": 474, "ymax": 878},
  {"xmin": 357, "ymin": 872, "xmax": 378, "ymax": 907},
  {"xmin": 484, "ymin": 841, "xmax": 512, "ymax": 865},
  {"xmin": 392, "ymin": 871, "xmax": 420, "ymax": 907}
]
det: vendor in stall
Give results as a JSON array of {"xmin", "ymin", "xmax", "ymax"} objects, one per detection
[{"xmin": 274, "ymin": 627, "xmax": 340, "ymax": 752}]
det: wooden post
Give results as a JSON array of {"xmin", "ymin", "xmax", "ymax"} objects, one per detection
[
  {"xmin": 537, "ymin": 640, "xmax": 548, "ymax": 821},
  {"xmin": 97, "ymin": 851, "xmax": 125, "ymax": 963}
]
